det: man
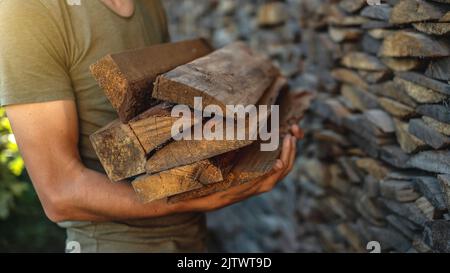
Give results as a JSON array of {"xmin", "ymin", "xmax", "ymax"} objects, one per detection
[{"xmin": 0, "ymin": 0, "xmax": 302, "ymax": 252}]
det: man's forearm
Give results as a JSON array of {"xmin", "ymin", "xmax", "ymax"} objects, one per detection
[{"xmin": 53, "ymin": 162, "xmax": 183, "ymax": 222}]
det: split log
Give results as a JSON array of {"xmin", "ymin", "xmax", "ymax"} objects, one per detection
[
  {"xmin": 380, "ymin": 179, "xmax": 420, "ymax": 202},
  {"xmin": 341, "ymin": 52, "xmax": 387, "ymax": 71},
  {"xmin": 379, "ymin": 31, "xmax": 450, "ymax": 58},
  {"xmin": 132, "ymin": 157, "xmax": 230, "ymax": 203},
  {"xmin": 90, "ymin": 39, "xmax": 213, "ymax": 122},
  {"xmin": 396, "ymin": 71, "xmax": 450, "ymax": 96},
  {"xmin": 146, "ymin": 76, "xmax": 287, "ymax": 174},
  {"xmin": 422, "ymin": 116, "xmax": 450, "ymax": 136},
  {"xmin": 407, "ymin": 150, "xmax": 450, "ymax": 174},
  {"xmin": 408, "ymin": 119, "xmax": 450, "ymax": 149},
  {"xmin": 339, "ymin": 0, "xmax": 367, "ymax": 13},
  {"xmin": 393, "ymin": 119, "xmax": 427, "ymax": 154},
  {"xmin": 378, "ymin": 97, "xmax": 416, "ymax": 119},
  {"xmin": 370, "ymin": 81, "xmax": 417, "ymax": 108},
  {"xmin": 360, "ymin": 4, "xmax": 392, "ymax": 21},
  {"xmin": 379, "ymin": 145, "xmax": 411, "ymax": 169},
  {"xmin": 331, "ymin": 68, "xmax": 368, "ymax": 90},
  {"xmin": 389, "ymin": 0, "xmax": 445, "ymax": 24},
  {"xmin": 413, "ymin": 22, "xmax": 450, "ymax": 36},
  {"xmin": 381, "ymin": 57, "xmax": 422, "ymax": 72},
  {"xmin": 413, "ymin": 177, "xmax": 448, "ymax": 211},
  {"xmin": 152, "ymin": 42, "xmax": 279, "ymax": 118},
  {"xmin": 90, "ymin": 120, "xmax": 146, "ymax": 182},
  {"xmin": 168, "ymin": 90, "xmax": 314, "ymax": 203},
  {"xmin": 425, "ymin": 57, "xmax": 450, "ymax": 81},
  {"xmin": 417, "ymin": 104, "xmax": 450, "ymax": 124},
  {"xmin": 341, "ymin": 84, "xmax": 379, "ymax": 111},
  {"xmin": 394, "ymin": 77, "xmax": 446, "ymax": 104},
  {"xmin": 128, "ymin": 102, "xmax": 200, "ymax": 154},
  {"xmin": 328, "ymin": 27, "xmax": 362, "ymax": 43},
  {"xmin": 437, "ymin": 174, "xmax": 450, "ymax": 209}
]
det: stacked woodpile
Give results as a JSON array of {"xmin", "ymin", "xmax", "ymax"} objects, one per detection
[
  {"xmin": 163, "ymin": 0, "xmax": 450, "ymax": 252},
  {"xmin": 89, "ymin": 39, "xmax": 312, "ymax": 205},
  {"xmin": 297, "ymin": 0, "xmax": 450, "ymax": 252}
]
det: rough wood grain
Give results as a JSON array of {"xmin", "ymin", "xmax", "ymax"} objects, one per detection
[
  {"xmin": 152, "ymin": 42, "xmax": 279, "ymax": 118},
  {"xmin": 396, "ymin": 71, "xmax": 450, "ymax": 96},
  {"xmin": 394, "ymin": 77, "xmax": 446, "ymax": 104},
  {"xmin": 128, "ymin": 102, "xmax": 200, "ymax": 154},
  {"xmin": 146, "ymin": 76, "xmax": 287, "ymax": 174},
  {"xmin": 425, "ymin": 57, "xmax": 450, "ymax": 81},
  {"xmin": 379, "ymin": 31, "xmax": 450, "ymax": 58},
  {"xmin": 168, "ymin": 90, "xmax": 314, "ymax": 203},
  {"xmin": 90, "ymin": 120, "xmax": 146, "ymax": 182},
  {"xmin": 389, "ymin": 0, "xmax": 445, "ymax": 24},
  {"xmin": 132, "ymin": 159, "xmax": 224, "ymax": 203},
  {"xmin": 90, "ymin": 39, "xmax": 213, "ymax": 122}
]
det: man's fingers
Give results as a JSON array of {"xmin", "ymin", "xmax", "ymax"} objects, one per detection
[
  {"xmin": 283, "ymin": 136, "xmax": 297, "ymax": 177},
  {"xmin": 279, "ymin": 134, "xmax": 291, "ymax": 166},
  {"xmin": 290, "ymin": 124, "xmax": 304, "ymax": 139}
]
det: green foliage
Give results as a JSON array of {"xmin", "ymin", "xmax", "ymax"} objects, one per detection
[
  {"xmin": 0, "ymin": 108, "xmax": 65, "ymax": 252},
  {"xmin": 0, "ymin": 108, "xmax": 27, "ymax": 219}
]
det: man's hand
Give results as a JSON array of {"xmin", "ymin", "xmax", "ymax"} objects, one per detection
[
  {"xmin": 176, "ymin": 125, "xmax": 303, "ymax": 212},
  {"xmin": 6, "ymin": 99, "xmax": 303, "ymax": 222}
]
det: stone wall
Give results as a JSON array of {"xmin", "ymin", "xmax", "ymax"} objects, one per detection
[{"xmin": 164, "ymin": 0, "xmax": 450, "ymax": 253}]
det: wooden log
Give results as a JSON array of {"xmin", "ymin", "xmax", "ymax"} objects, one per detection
[
  {"xmin": 341, "ymin": 84, "xmax": 380, "ymax": 111},
  {"xmin": 381, "ymin": 57, "xmax": 422, "ymax": 72},
  {"xmin": 422, "ymin": 116, "xmax": 450, "ymax": 136},
  {"xmin": 408, "ymin": 118, "xmax": 450, "ymax": 149},
  {"xmin": 355, "ymin": 158, "xmax": 391, "ymax": 180},
  {"xmin": 310, "ymin": 98, "xmax": 352, "ymax": 126},
  {"xmin": 328, "ymin": 26, "xmax": 362, "ymax": 43},
  {"xmin": 146, "ymin": 76, "xmax": 287, "ymax": 174},
  {"xmin": 339, "ymin": 0, "xmax": 367, "ymax": 13},
  {"xmin": 90, "ymin": 39, "xmax": 213, "ymax": 122},
  {"xmin": 378, "ymin": 97, "xmax": 416, "ymax": 119},
  {"xmin": 379, "ymin": 145, "xmax": 411, "ymax": 169},
  {"xmin": 425, "ymin": 57, "xmax": 450, "ymax": 81},
  {"xmin": 360, "ymin": 4, "xmax": 392, "ymax": 21},
  {"xmin": 331, "ymin": 68, "xmax": 369, "ymax": 90},
  {"xmin": 379, "ymin": 198, "xmax": 428, "ymax": 226},
  {"xmin": 152, "ymin": 42, "xmax": 280, "ymax": 118},
  {"xmin": 341, "ymin": 52, "xmax": 387, "ymax": 71},
  {"xmin": 128, "ymin": 102, "xmax": 200, "ymax": 154},
  {"xmin": 132, "ymin": 159, "xmax": 225, "ymax": 203},
  {"xmin": 394, "ymin": 77, "xmax": 446, "ymax": 104},
  {"xmin": 417, "ymin": 104, "xmax": 450, "ymax": 124},
  {"xmin": 379, "ymin": 31, "xmax": 450, "ymax": 58},
  {"xmin": 380, "ymin": 179, "xmax": 420, "ymax": 202},
  {"xmin": 362, "ymin": 33, "xmax": 382, "ymax": 55},
  {"xmin": 370, "ymin": 81, "xmax": 417, "ymax": 107},
  {"xmin": 389, "ymin": 0, "xmax": 445, "ymax": 24},
  {"xmin": 396, "ymin": 71, "xmax": 450, "ymax": 96},
  {"xmin": 437, "ymin": 174, "xmax": 450, "ymax": 210},
  {"xmin": 407, "ymin": 150, "xmax": 450, "ymax": 174},
  {"xmin": 168, "ymin": 90, "xmax": 314, "ymax": 203},
  {"xmin": 394, "ymin": 118, "xmax": 427, "ymax": 154},
  {"xmin": 90, "ymin": 120, "xmax": 146, "ymax": 182},
  {"xmin": 413, "ymin": 22, "xmax": 450, "ymax": 36},
  {"xmin": 413, "ymin": 176, "xmax": 448, "ymax": 211}
]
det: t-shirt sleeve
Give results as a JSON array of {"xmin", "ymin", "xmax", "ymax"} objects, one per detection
[{"xmin": 0, "ymin": 0, "xmax": 74, "ymax": 107}]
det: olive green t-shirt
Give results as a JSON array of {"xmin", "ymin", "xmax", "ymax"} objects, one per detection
[{"xmin": 0, "ymin": 0, "xmax": 206, "ymax": 252}]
